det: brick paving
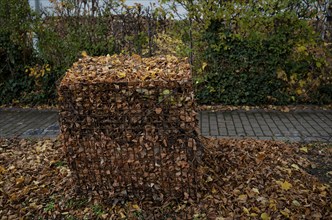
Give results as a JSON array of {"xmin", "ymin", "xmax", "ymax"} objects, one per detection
[
  {"xmin": 0, "ymin": 108, "xmax": 331, "ymax": 142},
  {"xmin": 0, "ymin": 109, "xmax": 59, "ymax": 138},
  {"xmin": 200, "ymin": 110, "xmax": 332, "ymax": 142}
]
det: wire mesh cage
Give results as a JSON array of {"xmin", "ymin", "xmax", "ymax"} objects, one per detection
[{"xmin": 58, "ymin": 55, "xmax": 202, "ymax": 203}]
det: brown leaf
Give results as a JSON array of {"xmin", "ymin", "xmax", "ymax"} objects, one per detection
[{"xmin": 155, "ymin": 108, "xmax": 162, "ymax": 114}]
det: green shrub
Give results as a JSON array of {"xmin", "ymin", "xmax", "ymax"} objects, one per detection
[
  {"xmin": 0, "ymin": 63, "xmax": 60, "ymax": 105},
  {"xmin": 0, "ymin": 74, "xmax": 34, "ymax": 104},
  {"xmin": 196, "ymin": 32, "xmax": 289, "ymax": 105},
  {"xmin": 0, "ymin": 0, "xmax": 34, "ymax": 81},
  {"xmin": 279, "ymin": 42, "xmax": 332, "ymax": 104},
  {"xmin": 0, "ymin": 0, "xmax": 38, "ymax": 105},
  {"xmin": 1, "ymin": 0, "xmax": 331, "ymax": 106},
  {"xmin": 35, "ymin": 15, "xmax": 117, "ymax": 71},
  {"xmin": 187, "ymin": 0, "xmax": 331, "ymax": 105},
  {"xmin": 1, "ymin": 1, "xmax": 168, "ymax": 106}
]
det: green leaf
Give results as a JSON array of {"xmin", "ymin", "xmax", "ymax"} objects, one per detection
[{"xmin": 162, "ymin": 89, "xmax": 171, "ymax": 95}]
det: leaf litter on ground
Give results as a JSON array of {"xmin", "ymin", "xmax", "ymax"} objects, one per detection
[{"xmin": 0, "ymin": 137, "xmax": 331, "ymax": 219}]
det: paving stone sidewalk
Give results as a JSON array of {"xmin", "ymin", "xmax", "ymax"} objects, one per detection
[
  {"xmin": 200, "ymin": 110, "xmax": 332, "ymax": 142},
  {"xmin": 0, "ymin": 108, "xmax": 331, "ymax": 142},
  {"xmin": 0, "ymin": 109, "xmax": 59, "ymax": 138}
]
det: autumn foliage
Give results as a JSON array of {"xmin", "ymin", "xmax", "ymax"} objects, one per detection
[
  {"xmin": 58, "ymin": 54, "xmax": 201, "ymax": 202},
  {"xmin": 1, "ymin": 138, "xmax": 331, "ymax": 219}
]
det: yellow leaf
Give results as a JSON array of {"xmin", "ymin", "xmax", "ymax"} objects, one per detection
[
  {"xmin": 0, "ymin": 165, "xmax": 6, "ymax": 174},
  {"xmin": 206, "ymin": 176, "xmax": 213, "ymax": 182},
  {"xmin": 299, "ymin": 147, "xmax": 308, "ymax": 153},
  {"xmin": 132, "ymin": 204, "xmax": 140, "ymax": 210},
  {"xmin": 81, "ymin": 51, "xmax": 88, "ymax": 57},
  {"xmin": 250, "ymin": 213, "xmax": 258, "ymax": 217},
  {"xmin": 296, "ymin": 88, "xmax": 302, "ymax": 95},
  {"xmin": 117, "ymin": 72, "xmax": 126, "ymax": 78},
  {"xmin": 211, "ymin": 187, "xmax": 217, "ymax": 194},
  {"xmin": 202, "ymin": 62, "xmax": 208, "ymax": 70},
  {"xmin": 292, "ymin": 200, "xmax": 301, "ymax": 207},
  {"xmin": 280, "ymin": 181, "xmax": 292, "ymax": 191},
  {"xmin": 291, "ymin": 164, "xmax": 300, "ymax": 170},
  {"xmin": 280, "ymin": 209, "xmax": 290, "ymax": 217},
  {"xmin": 299, "ymin": 80, "xmax": 306, "ymax": 87},
  {"xmin": 290, "ymin": 74, "xmax": 297, "ymax": 83},
  {"xmin": 243, "ymin": 207, "xmax": 250, "ymax": 215},
  {"xmin": 269, "ymin": 199, "xmax": 277, "ymax": 211},
  {"xmin": 119, "ymin": 211, "xmax": 126, "ymax": 219},
  {"xmin": 261, "ymin": 212, "xmax": 270, "ymax": 220},
  {"xmin": 297, "ymin": 45, "xmax": 306, "ymax": 53},
  {"xmin": 252, "ymin": 207, "xmax": 261, "ymax": 213},
  {"xmin": 252, "ymin": 188, "xmax": 260, "ymax": 194},
  {"xmin": 238, "ymin": 194, "xmax": 247, "ymax": 201}
]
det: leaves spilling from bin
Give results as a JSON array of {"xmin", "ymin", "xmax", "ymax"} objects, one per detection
[{"xmin": 0, "ymin": 138, "xmax": 331, "ymax": 219}]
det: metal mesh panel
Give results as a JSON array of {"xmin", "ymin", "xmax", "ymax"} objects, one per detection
[{"xmin": 59, "ymin": 80, "xmax": 202, "ymax": 203}]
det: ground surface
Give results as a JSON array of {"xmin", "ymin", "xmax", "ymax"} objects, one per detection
[
  {"xmin": 0, "ymin": 138, "xmax": 331, "ymax": 219},
  {"xmin": 0, "ymin": 107, "xmax": 331, "ymax": 219},
  {"xmin": 0, "ymin": 109, "xmax": 59, "ymax": 138},
  {"xmin": 201, "ymin": 110, "xmax": 332, "ymax": 142},
  {"xmin": 1, "ymin": 108, "xmax": 332, "ymax": 142}
]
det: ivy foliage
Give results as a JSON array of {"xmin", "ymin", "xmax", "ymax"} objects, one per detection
[
  {"xmin": 196, "ymin": 30, "xmax": 288, "ymax": 105},
  {"xmin": 166, "ymin": 0, "xmax": 332, "ymax": 105}
]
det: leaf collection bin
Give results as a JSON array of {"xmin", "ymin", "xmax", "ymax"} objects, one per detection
[{"xmin": 58, "ymin": 55, "xmax": 202, "ymax": 202}]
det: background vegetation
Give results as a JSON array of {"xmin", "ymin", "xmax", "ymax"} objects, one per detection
[
  {"xmin": 169, "ymin": 0, "xmax": 332, "ymax": 105},
  {"xmin": 0, "ymin": 0, "xmax": 331, "ymax": 106}
]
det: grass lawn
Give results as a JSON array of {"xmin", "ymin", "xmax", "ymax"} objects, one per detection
[{"xmin": 0, "ymin": 138, "xmax": 331, "ymax": 219}]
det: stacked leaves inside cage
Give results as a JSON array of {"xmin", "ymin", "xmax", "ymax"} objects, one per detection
[{"xmin": 58, "ymin": 54, "xmax": 202, "ymax": 204}]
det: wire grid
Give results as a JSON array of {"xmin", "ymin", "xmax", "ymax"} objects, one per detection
[{"xmin": 59, "ymin": 80, "xmax": 202, "ymax": 203}]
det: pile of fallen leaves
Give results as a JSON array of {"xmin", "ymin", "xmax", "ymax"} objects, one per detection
[
  {"xmin": 298, "ymin": 143, "xmax": 332, "ymax": 185},
  {"xmin": 198, "ymin": 138, "xmax": 331, "ymax": 219},
  {"xmin": 0, "ymin": 138, "xmax": 331, "ymax": 219},
  {"xmin": 58, "ymin": 54, "xmax": 200, "ymax": 202},
  {"xmin": 60, "ymin": 54, "xmax": 191, "ymax": 84}
]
